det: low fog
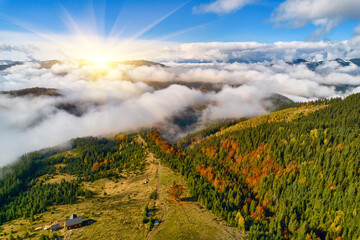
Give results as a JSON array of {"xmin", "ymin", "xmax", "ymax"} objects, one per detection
[{"xmin": 1, "ymin": 41, "xmax": 360, "ymax": 166}]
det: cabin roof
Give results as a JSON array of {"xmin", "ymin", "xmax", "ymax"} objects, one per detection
[
  {"xmin": 66, "ymin": 216, "xmax": 82, "ymax": 227},
  {"xmin": 51, "ymin": 224, "xmax": 60, "ymax": 229}
]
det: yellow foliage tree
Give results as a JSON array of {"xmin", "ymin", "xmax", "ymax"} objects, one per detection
[{"xmin": 235, "ymin": 211, "xmax": 245, "ymax": 231}]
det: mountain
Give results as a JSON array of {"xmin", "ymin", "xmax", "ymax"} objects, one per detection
[
  {"xmin": 159, "ymin": 93, "xmax": 294, "ymax": 143},
  {"xmin": 0, "ymin": 59, "xmax": 166, "ymax": 72},
  {"xmin": 350, "ymin": 58, "xmax": 360, "ymax": 66},
  {"xmin": 40, "ymin": 60, "xmax": 62, "ymax": 69},
  {"xmin": 0, "ymin": 87, "xmax": 61, "ymax": 97},
  {"xmin": 0, "ymin": 61, "xmax": 23, "ymax": 71},
  {"xmin": 55, "ymin": 102, "xmax": 86, "ymax": 117},
  {"xmin": 0, "ymin": 134, "xmax": 243, "ymax": 239},
  {"xmin": 0, "ymin": 87, "xmax": 87, "ymax": 118},
  {"xmin": 120, "ymin": 60, "xmax": 167, "ymax": 68},
  {"xmin": 0, "ymin": 91, "xmax": 359, "ymax": 239},
  {"xmin": 288, "ymin": 58, "xmax": 359, "ymax": 71},
  {"xmin": 228, "ymin": 58, "xmax": 271, "ymax": 64},
  {"xmin": 264, "ymin": 93, "xmax": 295, "ymax": 112},
  {"xmin": 287, "ymin": 58, "xmax": 360, "ymax": 91},
  {"xmin": 141, "ymin": 94, "xmax": 360, "ymax": 239},
  {"xmin": 0, "ymin": 60, "xmax": 63, "ymax": 71},
  {"xmin": 146, "ymin": 81, "xmax": 223, "ymax": 92}
]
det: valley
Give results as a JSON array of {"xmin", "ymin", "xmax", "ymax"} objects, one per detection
[
  {"xmin": 0, "ymin": 93, "xmax": 360, "ymax": 239},
  {"xmin": 2, "ymin": 0, "xmax": 360, "ymax": 239},
  {"xmin": 0, "ymin": 136, "xmax": 243, "ymax": 240}
]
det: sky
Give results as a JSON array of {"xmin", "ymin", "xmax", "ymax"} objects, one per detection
[
  {"xmin": 0, "ymin": 0, "xmax": 359, "ymax": 45},
  {"xmin": 1, "ymin": 0, "xmax": 360, "ymax": 165}
]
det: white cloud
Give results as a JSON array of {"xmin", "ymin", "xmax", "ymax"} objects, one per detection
[
  {"xmin": 272, "ymin": 0, "xmax": 360, "ymax": 39},
  {"xmin": 0, "ymin": 81, "xmax": 206, "ymax": 165},
  {"xmin": 193, "ymin": 0, "xmax": 256, "ymax": 14},
  {"xmin": 202, "ymin": 85, "xmax": 269, "ymax": 120},
  {"xmin": 354, "ymin": 24, "xmax": 360, "ymax": 35},
  {"xmin": 153, "ymin": 40, "xmax": 360, "ymax": 63},
  {"xmin": 1, "ymin": 39, "xmax": 360, "ymax": 165}
]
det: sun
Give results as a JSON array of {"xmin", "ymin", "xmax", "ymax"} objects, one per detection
[{"xmin": 87, "ymin": 55, "xmax": 112, "ymax": 69}]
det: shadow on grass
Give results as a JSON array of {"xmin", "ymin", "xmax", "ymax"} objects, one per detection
[
  {"xmin": 82, "ymin": 219, "xmax": 96, "ymax": 227},
  {"xmin": 180, "ymin": 196, "xmax": 196, "ymax": 202}
]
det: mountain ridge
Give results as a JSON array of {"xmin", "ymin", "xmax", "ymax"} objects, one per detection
[{"xmin": 0, "ymin": 90, "xmax": 359, "ymax": 240}]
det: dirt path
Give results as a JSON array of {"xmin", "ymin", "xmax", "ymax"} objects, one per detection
[
  {"xmin": 145, "ymin": 158, "xmax": 168, "ymax": 240},
  {"xmin": 145, "ymin": 156, "xmax": 168, "ymax": 240},
  {"xmin": 138, "ymin": 135, "xmax": 168, "ymax": 240}
]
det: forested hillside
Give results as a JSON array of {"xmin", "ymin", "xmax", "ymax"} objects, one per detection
[
  {"xmin": 142, "ymin": 94, "xmax": 360, "ymax": 239},
  {"xmin": 1, "ymin": 94, "xmax": 359, "ymax": 239},
  {"xmin": 0, "ymin": 134, "xmax": 147, "ymax": 224}
]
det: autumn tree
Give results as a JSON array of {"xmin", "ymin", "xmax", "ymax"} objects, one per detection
[
  {"xmin": 169, "ymin": 182, "xmax": 183, "ymax": 201},
  {"xmin": 235, "ymin": 211, "xmax": 245, "ymax": 232}
]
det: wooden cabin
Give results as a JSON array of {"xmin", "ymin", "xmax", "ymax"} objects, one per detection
[{"xmin": 65, "ymin": 214, "xmax": 83, "ymax": 230}]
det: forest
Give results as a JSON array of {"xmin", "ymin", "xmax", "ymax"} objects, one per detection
[
  {"xmin": 141, "ymin": 95, "xmax": 360, "ymax": 239},
  {"xmin": 0, "ymin": 134, "xmax": 147, "ymax": 223},
  {"xmin": 0, "ymin": 93, "xmax": 359, "ymax": 239}
]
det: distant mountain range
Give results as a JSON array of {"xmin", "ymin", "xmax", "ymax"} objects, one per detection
[
  {"xmin": 177, "ymin": 57, "xmax": 360, "ymax": 68},
  {"xmin": 0, "ymin": 87, "xmax": 61, "ymax": 97},
  {"xmin": 0, "ymin": 59, "xmax": 166, "ymax": 71},
  {"xmin": 287, "ymin": 58, "xmax": 360, "ymax": 70},
  {"xmin": 1, "ymin": 92, "xmax": 359, "ymax": 239},
  {"xmin": 0, "ymin": 61, "xmax": 23, "ymax": 71},
  {"xmin": 1, "ymin": 58, "xmax": 360, "ymax": 71},
  {"xmin": 120, "ymin": 60, "xmax": 167, "ymax": 68}
]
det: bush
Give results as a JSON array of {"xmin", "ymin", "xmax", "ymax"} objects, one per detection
[
  {"xmin": 85, "ymin": 190, "xmax": 93, "ymax": 199},
  {"xmin": 149, "ymin": 190, "xmax": 157, "ymax": 200},
  {"xmin": 142, "ymin": 217, "xmax": 149, "ymax": 224},
  {"xmin": 24, "ymin": 232, "xmax": 30, "ymax": 239}
]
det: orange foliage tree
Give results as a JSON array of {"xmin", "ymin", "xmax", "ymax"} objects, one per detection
[
  {"xmin": 168, "ymin": 183, "xmax": 183, "ymax": 201},
  {"xmin": 91, "ymin": 162, "xmax": 101, "ymax": 170}
]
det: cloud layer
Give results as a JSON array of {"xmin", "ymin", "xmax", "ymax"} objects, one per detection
[
  {"xmin": 150, "ymin": 40, "xmax": 360, "ymax": 63},
  {"xmin": 1, "ymin": 39, "xmax": 360, "ymax": 166}
]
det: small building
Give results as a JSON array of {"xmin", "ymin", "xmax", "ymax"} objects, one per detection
[
  {"xmin": 51, "ymin": 223, "xmax": 60, "ymax": 231},
  {"xmin": 65, "ymin": 214, "xmax": 83, "ymax": 230}
]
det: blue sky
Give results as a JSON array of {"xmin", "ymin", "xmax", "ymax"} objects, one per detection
[{"xmin": 0, "ymin": 0, "xmax": 358, "ymax": 43}]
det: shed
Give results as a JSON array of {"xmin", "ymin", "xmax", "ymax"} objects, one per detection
[{"xmin": 51, "ymin": 223, "xmax": 60, "ymax": 231}]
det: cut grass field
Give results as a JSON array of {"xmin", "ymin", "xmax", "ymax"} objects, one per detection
[{"xmin": 1, "ymin": 151, "xmax": 244, "ymax": 240}]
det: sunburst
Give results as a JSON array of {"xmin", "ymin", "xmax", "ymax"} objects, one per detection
[{"xmin": 0, "ymin": 1, "xmax": 190, "ymax": 68}]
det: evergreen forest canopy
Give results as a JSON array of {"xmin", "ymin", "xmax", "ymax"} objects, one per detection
[{"xmin": 0, "ymin": 93, "xmax": 360, "ymax": 239}]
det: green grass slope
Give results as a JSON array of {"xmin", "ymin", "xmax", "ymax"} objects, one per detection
[{"xmin": 0, "ymin": 134, "xmax": 242, "ymax": 240}]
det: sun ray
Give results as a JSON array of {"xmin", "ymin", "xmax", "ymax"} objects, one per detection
[
  {"xmin": 0, "ymin": 12, "xmax": 76, "ymax": 55},
  {"xmin": 0, "ymin": 0, "xmax": 198, "ymax": 67},
  {"xmin": 129, "ymin": 1, "xmax": 189, "ymax": 41}
]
